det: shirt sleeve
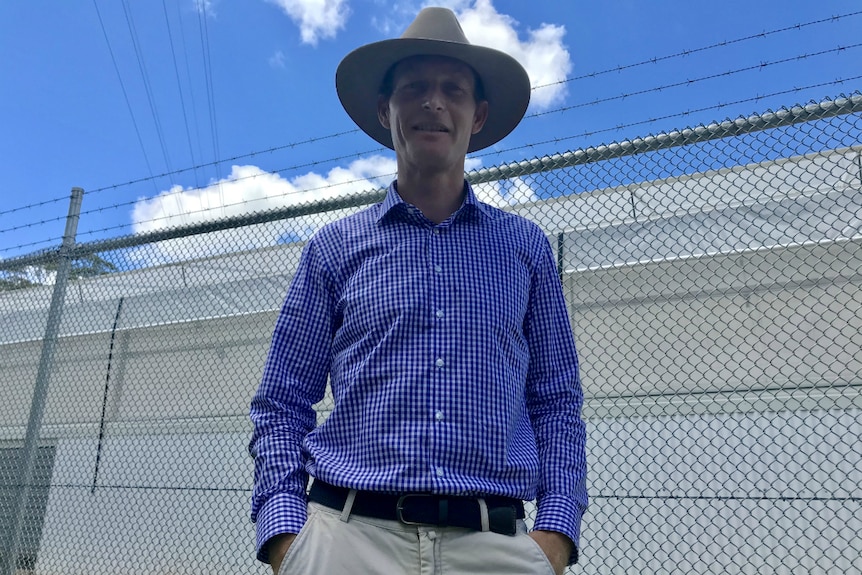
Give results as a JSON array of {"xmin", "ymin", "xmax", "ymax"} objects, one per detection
[
  {"xmin": 248, "ymin": 237, "xmax": 337, "ymax": 563},
  {"xmin": 523, "ymin": 229, "xmax": 588, "ymax": 565}
]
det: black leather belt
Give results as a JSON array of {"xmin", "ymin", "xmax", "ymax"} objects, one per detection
[{"xmin": 308, "ymin": 480, "xmax": 525, "ymax": 536}]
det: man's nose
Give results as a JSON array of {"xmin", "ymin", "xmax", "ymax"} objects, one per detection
[{"xmin": 422, "ymin": 88, "xmax": 445, "ymax": 110}]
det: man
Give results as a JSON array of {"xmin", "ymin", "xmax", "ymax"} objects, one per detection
[{"xmin": 249, "ymin": 7, "xmax": 587, "ymax": 574}]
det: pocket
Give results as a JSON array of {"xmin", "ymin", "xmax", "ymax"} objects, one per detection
[
  {"xmin": 277, "ymin": 508, "xmax": 319, "ymax": 575},
  {"xmin": 520, "ymin": 532, "xmax": 558, "ymax": 575}
]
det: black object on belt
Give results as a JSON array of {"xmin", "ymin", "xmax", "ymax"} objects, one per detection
[{"xmin": 308, "ymin": 480, "xmax": 525, "ymax": 536}]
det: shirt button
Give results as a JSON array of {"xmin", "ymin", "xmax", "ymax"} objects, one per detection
[
  {"xmin": 435, "ymin": 358, "xmax": 445, "ymax": 368},
  {"xmin": 435, "ymin": 309, "xmax": 444, "ymax": 319},
  {"xmin": 434, "ymin": 264, "xmax": 442, "ymax": 273},
  {"xmin": 435, "ymin": 467, "xmax": 444, "ymax": 477},
  {"xmin": 435, "ymin": 410, "xmax": 444, "ymax": 421},
  {"xmin": 433, "ymin": 228, "xmax": 441, "ymax": 235}
]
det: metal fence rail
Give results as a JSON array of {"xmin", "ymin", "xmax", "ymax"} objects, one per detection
[{"xmin": 1, "ymin": 93, "xmax": 860, "ymax": 574}]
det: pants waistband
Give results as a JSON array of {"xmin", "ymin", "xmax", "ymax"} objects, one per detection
[{"xmin": 308, "ymin": 480, "xmax": 524, "ymax": 536}]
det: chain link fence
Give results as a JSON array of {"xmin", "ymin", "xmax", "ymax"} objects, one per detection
[{"xmin": 1, "ymin": 94, "xmax": 861, "ymax": 574}]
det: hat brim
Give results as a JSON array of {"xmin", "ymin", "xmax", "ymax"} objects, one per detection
[{"xmin": 336, "ymin": 38, "xmax": 531, "ymax": 154}]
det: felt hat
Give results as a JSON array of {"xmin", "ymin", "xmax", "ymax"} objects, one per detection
[{"xmin": 335, "ymin": 7, "xmax": 531, "ymax": 153}]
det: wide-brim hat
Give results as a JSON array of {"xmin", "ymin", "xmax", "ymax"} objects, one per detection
[{"xmin": 336, "ymin": 7, "xmax": 531, "ymax": 153}]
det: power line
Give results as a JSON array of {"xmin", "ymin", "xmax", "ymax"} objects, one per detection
[
  {"xmin": 197, "ymin": 0, "xmax": 223, "ymax": 215},
  {"xmin": 91, "ymin": 0, "xmax": 158, "ymax": 194},
  {"xmin": 120, "ymin": 0, "xmax": 174, "ymax": 176},
  {"xmin": 176, "ymin": 0, "xmax": 206, "ymax": 188},
  {"xmin": 162, "ymin": 0, "xmax": 200, "ymax": 188}
]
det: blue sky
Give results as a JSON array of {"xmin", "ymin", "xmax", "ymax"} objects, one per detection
[{"xmin": 0, "ymin": 0, "xmax": 859, "ymax": 261}]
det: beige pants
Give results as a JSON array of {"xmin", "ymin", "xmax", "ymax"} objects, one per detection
[{"xmin": 278, "ymin": 501, "xmax": 556, "ymax": 575}]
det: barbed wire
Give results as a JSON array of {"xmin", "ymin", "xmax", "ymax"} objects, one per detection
[
  {"xmin": 476, "ymin": 82, "xmax": 862, "ymax": 161},
  {"xmin": 526, "ymin": 43, "xmax": 862, "ymax": 119},
  {"xmin": 3, "ymin": 41, "xmax": 858, "ymax": 241},
  {"xmin": 62, "ymin": 83, "xmax": 860, "ymax": 244},
  {"xmin": 0, "ymin": 236, "xmax": 64, "ymax": 257},
  {"xmin": 5, "ymin": 82, "xmax": 860, "ymax": 251},
  {"xmin": 1, "ymin": 9, "xmax": 857, "ymax": 221},
  {"xmin": 531, "ymin": 10, "xmax": 862, "ymax": 91},
  {"xmin": 2, "ymin": 81, "xmax": 858, "ymax": 259},
  {"xmin": 0, "ymin": 129, "xmax": 363, "ymax": 223},
  {"xmin": 0, "ymin": 146, "xmax": 384, "ymax": 243}
]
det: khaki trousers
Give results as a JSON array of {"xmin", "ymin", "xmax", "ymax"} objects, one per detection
[{"xmin": 278, "ymin": 501, "xmax": 556, "ymax": 575}]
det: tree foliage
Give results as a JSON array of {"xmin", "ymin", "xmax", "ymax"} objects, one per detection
[{"xmin": 0, "ymin": 253, "xmax": 118, "ymax": 291}]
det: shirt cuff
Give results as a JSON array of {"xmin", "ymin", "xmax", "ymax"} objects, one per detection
[
  {"xmin": 255, "ymin": 491, "xmax": 309, "ymax": 563},
  {"xmin": 532, "ymin": 492, "xmax": 584, "ymax": 565}
]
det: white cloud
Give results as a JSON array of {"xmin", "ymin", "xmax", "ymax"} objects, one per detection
[
  {"xmin": 464, "ymin": 158, "xmax": 539, "ymax": 207},
  {"xmin": 133, "ymin": 157, "xmax": 397, "ymax": 237},
  {"xmin": 21, "ymin": 266, "xmax": 57, "ymax": 286},
  {"xmin": 269, "ymin": 50, "xmax": 286, "ymax": 68},
  {"xmin": 129, "ymin": 154, "xmax": 537, "ymax": 264},
  {"xmin": 268, "ymin": 0, "xmax": 350, "ymax": 46},
  {"xmin": 370, "ymin": 0, "xmax": 420, "ymax": 35},
  {"xmin": 193, "ymin": 0, "xmax": 215, "ymax": 17},
  {"xmin": 368, "ymin": 1, "xmax": 571, "ymax": 109},
  {"xmin": 130, "ymin": 156, "xmax": 396, "ymax": 263},
  {"xmin": 447, "ymin": 0, "xmax": 571, "ymax": 110}
]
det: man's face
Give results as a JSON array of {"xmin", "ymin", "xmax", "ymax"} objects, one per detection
[{"xmin": 378, "ymin": 56, "xmax": 488, "ymax": 173}]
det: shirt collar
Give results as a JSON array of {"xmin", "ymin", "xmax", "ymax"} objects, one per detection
[{"xmin": 376, "ymin": 180, "xmax": 491, "ymax": 224}]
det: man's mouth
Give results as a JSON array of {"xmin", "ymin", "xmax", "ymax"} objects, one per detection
[{"xmin": 413, "ymin": 123, "xmax": 449, "ymax": 132}]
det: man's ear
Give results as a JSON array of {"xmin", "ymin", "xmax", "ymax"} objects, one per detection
[
  {"xmin": 377, "ymin": 95, "xmax": 391, "ymax": 129},
  {"xmin": 472, "ymin": 100, "xmax": 489, "ymax": 134}
]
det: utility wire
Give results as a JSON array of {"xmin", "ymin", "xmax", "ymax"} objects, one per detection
[
  {"xmin": 91, "ymin": 0, "xmax": 158, "ymax": 195},
  {"xmin": 197, "ymin": 1, "xmax": 223, "ymax": 213},
  {"xmin": 120, "ymin": 0, "xmax": 174, "ymax": 176},
  {"xmin": 176, "ymin": 0, "xmax": 206, "ymax": 187},
  {"xmin": 162, "ymin": 0, "xmax": 200, "ymax": 189}
]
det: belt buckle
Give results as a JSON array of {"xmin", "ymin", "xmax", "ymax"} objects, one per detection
[{"xmin": 396, "ymin": 494, "xmax": 431, "ymax": 526}]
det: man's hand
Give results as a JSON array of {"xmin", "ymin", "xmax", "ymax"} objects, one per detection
[
  {"xmin": 268, "ymin": 533, "xmax": 297, "ymax": 575},
  {"xmin": 529, "ymin": 530, "xmax": 573, "ymax": 575}
]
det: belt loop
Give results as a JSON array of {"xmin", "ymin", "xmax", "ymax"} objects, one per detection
[
  {"xmin": 340, "ymin": 489, "xmax": 357, "ymax": 522},
  {"xmin": 477, "ymin": 498, "xmax": 490, "ymax": 532}
]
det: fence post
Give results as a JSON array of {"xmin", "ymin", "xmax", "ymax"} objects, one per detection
[{"xmin": 2, "ymin": 187, "xmax": 83, "ymax": 575}]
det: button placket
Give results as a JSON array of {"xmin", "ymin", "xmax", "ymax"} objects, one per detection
[{"xmin": 429, "ymin": 222, "xmax": 450, "ymax": 485}]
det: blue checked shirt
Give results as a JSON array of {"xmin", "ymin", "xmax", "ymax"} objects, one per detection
[{"xmin": 249, "ymin": 182, "xmax": 587, "ymax": 562}]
